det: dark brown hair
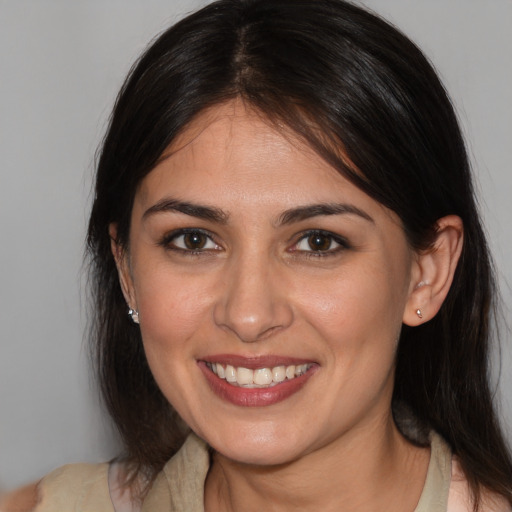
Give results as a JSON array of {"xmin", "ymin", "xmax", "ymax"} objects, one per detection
[{"xmin": 87, "ymin": 0, "xmax": 512, "ymax": 506}]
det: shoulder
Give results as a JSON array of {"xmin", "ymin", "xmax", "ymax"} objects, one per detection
[
  {"xmin": 0, "ymin": 463, "xmax": 112, "ymax": 512},
  {"xmin": 447, "ymin": 457, "xmax": 511, "ymax": 512},
  {"xmin": 141, "ymin": 434, "xmax": 210, "ymax": 511},
  {"xmin": 416, "ymin": 432, "xmax": 510, "ymax": 512},
  {"xmin": 0, "ymin": 482, "xmax": 39, "ymax": 512}
]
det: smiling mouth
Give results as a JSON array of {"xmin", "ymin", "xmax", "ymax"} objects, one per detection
[{"xmin": 205, "ymin": 362, "xmax": 314, "ymax": 388}]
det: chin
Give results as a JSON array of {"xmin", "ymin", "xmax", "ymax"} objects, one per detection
[{"xmin": 205, "ymin": 424, "xmax": 311, "ymax": 466}]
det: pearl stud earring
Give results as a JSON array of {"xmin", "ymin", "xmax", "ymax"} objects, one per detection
[{"xmin": 128, "ymin": 308, "xmax": 140, "ymax": 324}]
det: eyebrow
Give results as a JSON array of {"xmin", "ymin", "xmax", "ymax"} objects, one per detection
[
  {"xmin": 142, "ymin": 198, "xmax": 228, "ymax": 224},
  {"xmin": 142, "ymin": 198, "xmax": 373, "ymax": 225},
  {"xmin": 277, "ymin": 203, "xmax": 374, "ymax": 225}
]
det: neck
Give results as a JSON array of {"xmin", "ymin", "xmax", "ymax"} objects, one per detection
[{"xmin": 204, "ymin": 414, "xmax": 430, "ymax": 512}]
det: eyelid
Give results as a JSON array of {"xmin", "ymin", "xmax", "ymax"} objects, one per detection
[
  {"xmin": 158, "ymin": 227, "xmax": 349, "ymax": 257},
  {"xmin": 289, "ymin": 229, "xmax": 350, "ymax": 255},
  {"xmin": 158, "ymin": 227, "xmax": 221, "ymax": 253}
]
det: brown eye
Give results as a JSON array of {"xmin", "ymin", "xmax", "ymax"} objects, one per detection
[
  {"xmin": 307, "ymin": 233, "xmax": 333, "ymax": 251},
  {"xmin": 183, "ymin": 232, "xmax": 208, "ymax": 250},
  {"xmin": 164, "ymin": 230, "xmax": 219, "ymax": 252},
  {"xmin": 293, "ymin": 230, "xmax": 347, "ymax": 255}
]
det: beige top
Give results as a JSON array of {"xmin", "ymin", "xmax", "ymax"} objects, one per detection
[{"xmin": 5, "ymin": 432, "xmax": 507, "ymax": 512}]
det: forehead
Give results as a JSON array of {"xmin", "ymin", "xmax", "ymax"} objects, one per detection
[
  {"xmin": 140, "ymin": 102, "xmax": 351, "ymax": 201},
  {"xmin": 135, "ymin": 99, "xmax": 398, "ymax": 229},
  {"xmin": 158, "ymin": 101, "xmax": 324, "ymax": 180}
]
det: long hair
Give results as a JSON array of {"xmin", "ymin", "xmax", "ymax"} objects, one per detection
[{"xmin": 87, "ymin": 0, "xmax": 512, "ymax": 505}]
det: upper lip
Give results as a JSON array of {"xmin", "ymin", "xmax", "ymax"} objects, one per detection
[{"xmin": 200, "ymin": 354, "xmax": 316, "ymax": 369}]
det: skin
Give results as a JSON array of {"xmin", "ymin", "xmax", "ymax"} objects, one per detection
[{"xmin": 113, "ymin": 99, "xmax": 463, "ymax": 511}]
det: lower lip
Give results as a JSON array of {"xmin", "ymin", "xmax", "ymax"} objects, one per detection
[{"xmin": 198, "ymin": 361, "xmax": 317, "ymax": 407}]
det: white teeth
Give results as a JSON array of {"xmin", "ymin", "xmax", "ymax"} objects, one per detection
[
  {"xmin": 236, "ymin": 367, "xmax": 254, "ymax": 385},
  {"xmin": 225, "ymin": 365, "xmax": 237, "ymax": 383},
  {"xmin": 295, "ymin": 364, "xmax": 308, "ymax": 376},
  {"xmin": 272, "ymin": 366, "xmax": 286, "ymax": 383},
  {"xmin": 254, "ymin": 368, "xmax": 273, "ymax": 385},
  {"xmin": 206, "ymin": 362, "xmax": 312, "ymax": 387}
]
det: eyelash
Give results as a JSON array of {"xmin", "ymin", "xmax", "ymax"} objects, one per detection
[
  {"xmin": 290, "ymin": 230, "xmax": 350, "ymax": 258},
  {"xmin": 158, "ymin": 228, "xmax": 221, "ymax": 255},
  {"xmin": 158, "ymin": 228, "xmax": 350, "ymax": 258}
]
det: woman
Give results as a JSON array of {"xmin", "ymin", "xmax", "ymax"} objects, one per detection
[{"xmin": 2, "ymin": 0, "xmax": 511, "ymax": 510}]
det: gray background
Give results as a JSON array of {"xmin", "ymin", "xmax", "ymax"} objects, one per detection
[{"xmin": 1, "ymin": 0, "xmax": 510, "ymax": 490}]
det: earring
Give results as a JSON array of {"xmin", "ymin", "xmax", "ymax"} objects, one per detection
[
  {"xmin": 128, "ymin": 308, "xmax": 140, "ymax": 324},
  {"xmin": 416, "ymin": 309, "xmax": 423, "ymax": 319}
]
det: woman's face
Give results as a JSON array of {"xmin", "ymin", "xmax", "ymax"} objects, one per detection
[{"xmin": 119, "ymin": 101, "xmax": 419, "ymax": 465}]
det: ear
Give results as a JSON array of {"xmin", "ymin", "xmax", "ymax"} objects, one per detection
[
  {"xmin": 109, "ymin": 223, "xmax": 137, "ymax": 310},
  {"xmin": 403, "ymin": 215, "xmax": 463, "ymax": 326}
]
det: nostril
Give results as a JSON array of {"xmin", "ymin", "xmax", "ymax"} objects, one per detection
[
  {"xmin": 212, "ymin": 260, "xmax": 294, "ymax": 342},
  {"xmin": 213, "ymin": 297, "xmax": 293, "ymax": 343},
  {"xmin": 215, "ymin": 316, "xmax": 284, "ymax": 343},
  {"xmin": 254, "ymin": 325, "xmax": 283, "ymax": 341}
]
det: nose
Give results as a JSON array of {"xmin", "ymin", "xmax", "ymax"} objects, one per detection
[{"xmin": 213, "ymin": 252, "xmax": 293, "ymax": 343}]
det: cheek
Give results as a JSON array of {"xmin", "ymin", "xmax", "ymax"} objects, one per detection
[
  {"xmin": 291, "ymin": 261, "xmax": 409, "ymax": 403},
  {"xmin": 134, "ymin": 267, "xmax": 214, "ymax": 353},
  {"xmin": 133, "ymin": 270, "xmax": 212, "ymax": 418},
  {"xmin": 295, "ymin": 264, "xmax": 406, "ymax": 338}
]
